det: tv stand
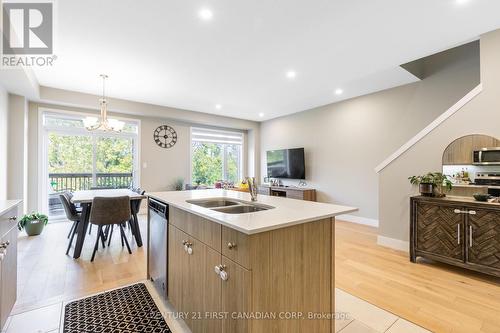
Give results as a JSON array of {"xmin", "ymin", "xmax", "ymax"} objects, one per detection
[{"xmin": 257, "ymin": 185, "xmax": 316, "ymax": 201}]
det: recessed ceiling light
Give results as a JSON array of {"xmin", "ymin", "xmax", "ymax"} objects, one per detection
[
  {"xmin": 258, "ymin": 112, "xmax": 264, "ymax": 118},
  {"xmin": 286, "ymin": 71, "xmax": 297, "ymax": 79},
  {"xmin": 215, "ymin": 104, "xmax": 222, "ymax": 110},
  {"xmin": 455, "ymin": 0, "xmax": 469, "ymax": 4},
  {"xmin": 335, "ymin": 89, "xmax": 343, "ymax": 95},
  {"xmin": 198, "ymin": 8, "xmax": 213, "ymax": 20}
]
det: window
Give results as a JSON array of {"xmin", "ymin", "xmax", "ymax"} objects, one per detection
[
  {"xmin": 41, "ymin": 111, "xmax": 139, "ymax": 218},
  {"xmin": 191, "ymin": 127, "xmax": 243, "ymax": 185}
]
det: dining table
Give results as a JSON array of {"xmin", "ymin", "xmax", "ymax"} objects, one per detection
[{"xmin": 71, "ymin": 189, "xmax": 147, "ymax": 259}]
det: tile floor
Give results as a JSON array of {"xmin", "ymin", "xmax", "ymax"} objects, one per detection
[{"xmin": 1, "ymin": 282, "xmax": 431, "ymax": 333}]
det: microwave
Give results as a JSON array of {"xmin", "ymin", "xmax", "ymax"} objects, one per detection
[{"xmin": 473, "ymin": 147, "xmax": 500, "ymax": 165}]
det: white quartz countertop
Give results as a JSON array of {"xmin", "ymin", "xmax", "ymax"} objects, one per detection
[
  {"xmin": 147, "ymin": 189, "xmax": 357, "ymax": 234},
  {"xmin": 0, "ymin": 200, "xmax": 22, "ymax": 216}
]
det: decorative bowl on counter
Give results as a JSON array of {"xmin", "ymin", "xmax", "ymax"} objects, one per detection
[{"xmin": 473, "ymin": 193, "xmax": 491, "ymax": 202}]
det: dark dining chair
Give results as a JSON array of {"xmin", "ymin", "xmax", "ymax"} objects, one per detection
[
  {"xmin": 89, "ymin": 196, "xmax": 132, "ymax": 262},
  {"xmin": 104, "ymin": 187, "xmax": 145, "ymax": 245},
  {"xmin": 59, "ymin": 192, "xmax": 81, "ymax": 255}
]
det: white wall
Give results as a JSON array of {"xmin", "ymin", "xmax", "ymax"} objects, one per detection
[
  {"xmin": 7, "ymin": 94, "xmax": 27, "ymax": 211},
  {"xmin": 260, "ymin": 42, "xmax": 480, "ymax": 222},
  {"xmin": 378, "ymin": 29, "xmax": 500, "ymax": 243},
  {"xmin": 140, "ymin": 117, "xmax": 192, "ymax": 192},
  {"xmin": 0, "ymin": 86, "xmax": 8, "ymax": 200}
]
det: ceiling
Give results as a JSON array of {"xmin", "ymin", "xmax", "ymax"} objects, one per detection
[{"xmin": 32, "ymin": 0, "xmax": 500, "ymax": 121}]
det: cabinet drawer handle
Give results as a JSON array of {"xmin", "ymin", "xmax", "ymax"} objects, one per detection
[
  {"xmin": 457, "ymin": 224, "xmax": 460, "ymax": 245},
  {"xmin": 0, "ymin": 241, "xmax": 9, "ymax": 248},
  {"xmin": 469, "ymin": 226, "xmax": 473, "ymax": 248},
  {"xmin": 8, "ymin": 216, "xmax": 17, "ymax": 221},
  {"xmin": 454, "ymin": 209, "xmax": 476, "ymax": 215},
  {"xmin": 227, "ymin": 242, "xmax": 237, "ymax": 250}
]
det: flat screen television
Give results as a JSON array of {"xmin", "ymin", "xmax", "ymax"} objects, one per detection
[{"xmin": 266, "ymin": 148, "xmax": 305, "ymax": 179}]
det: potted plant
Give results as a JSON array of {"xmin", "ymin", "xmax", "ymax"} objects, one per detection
[
  {"xmin": 18, "ymin": 212, "xmax": 49, "ymax": 236},
  {"xmin": 173, "ymin": 177, "xmax": 184, "ymax": 191},
  {"xmin": 431, "ymin": 172, "xmax": 453, "ymax": 198},
  {"xmin": 408, "ymin": 173, "xmax": 435, "ymax": 196},
  {"xmin": 408, "ymin": 172, "xmax": 453, "ymax": 197}
]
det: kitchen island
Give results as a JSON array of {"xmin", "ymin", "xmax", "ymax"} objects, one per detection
[{"xmin": 147, "ymin": 189, "xmax": 356, "ymax": 333}]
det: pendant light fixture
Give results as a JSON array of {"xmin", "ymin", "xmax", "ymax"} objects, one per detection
[{"xmin": 83, "ymin": 74, "xmax": 125, "ymax": 132}]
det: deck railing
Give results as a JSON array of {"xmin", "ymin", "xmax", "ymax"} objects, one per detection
[{"xmin": 49, "ymin": 173, "xmax": 133, "ymax": 192}]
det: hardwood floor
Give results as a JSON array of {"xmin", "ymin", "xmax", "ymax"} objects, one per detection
[
  {"xmin": 335, "ymin": 220, "xmax": 500, "ymax": 333},
  {"xmin": 13, "ymin": 217, "xmax": 500, "ymax": 332},
  {"xmin": 14, "ymin": 217, "xmax": 147, "ymax": 315}
]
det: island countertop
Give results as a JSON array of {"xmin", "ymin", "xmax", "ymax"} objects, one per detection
[{"xmin": 147, "ymin": 189, "xmax": 357, "ymax": 234}]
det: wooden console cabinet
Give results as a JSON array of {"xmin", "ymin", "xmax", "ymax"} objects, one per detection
[
  {"xmin": 168, "ymin": 206, "xmax": 333, "ymax": 333},
  {"xmin": 257, "ymin": 185, "xmax": 316, "ymax": 201},
  {"xmin": 410, "ymin": 196, "xmax": 500, "ymax": 277},
  {"xmin": 0, "ymin": 202, "xmax": 20, "ymax": 330}
]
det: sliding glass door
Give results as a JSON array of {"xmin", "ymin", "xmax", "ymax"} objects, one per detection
[{"xmin": 41, "ymin": 111, "xmax": 139, "ymax": 220}]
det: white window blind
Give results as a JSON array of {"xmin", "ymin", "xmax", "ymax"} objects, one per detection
[{"xmin": 191, "ymin": 127, "xmax": 243, "ymax": 145}]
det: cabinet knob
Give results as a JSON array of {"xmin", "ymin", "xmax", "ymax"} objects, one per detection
[
  {"xmin": 182, "ymin": 240, "xmax": 193, "ymax": 254},
  {"xmin": 214, "ymin": 264, "xmax": 224, "ymax": 275},
  {"xmin": 8, "ymin": 216, "xmax": 17, "ymax": 221},
  {"xmin": 227, "ymin": 242, "xmax": 237, "ymax": 250},
  {"xmin": 0, "ymin": 248, "xmax": 6, "ymax": 260},
  {"xmin": 220, "ymin": 270, "xmax": 229, "ymax": 281},
  {"xmin": 214, "ymin": 264, "xmax": 228, "ymax": 281}
]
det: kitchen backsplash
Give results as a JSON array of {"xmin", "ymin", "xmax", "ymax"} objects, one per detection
[{"xmin": 443, "ymin": 165, "xmax": 500, "ymax": 182}]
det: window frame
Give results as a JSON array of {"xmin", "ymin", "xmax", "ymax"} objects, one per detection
[
  {"xmin": 189, "ymin": 127, "xmax": 244, "ymax": 186},
  {"xmin": 38, "ymin": 108, "xmax": 141, "ymax": 215}
]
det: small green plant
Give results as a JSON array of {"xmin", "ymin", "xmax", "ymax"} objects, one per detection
[
  {"xmin": 18, "ymin": 212, "xmax": 48, "ymax": 231},
  {"xmin": 409, "ymin": 172, "xmax": 453, "ymax": 197},
  {"xmin": 173, "ymin": 177, "xmax": 184, "ymax": 191},
  {"xmin": 432, "ymin": 172, "xmax": 453, "ymax": 197},
  {"xmin": 408, "ymin": 173, "xmax": 434, "ymax": 186}
]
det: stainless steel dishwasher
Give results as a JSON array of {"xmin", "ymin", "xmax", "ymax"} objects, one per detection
[{"xmin": 148, "ymin": 198, "xmax": 168, "ymax": 299}]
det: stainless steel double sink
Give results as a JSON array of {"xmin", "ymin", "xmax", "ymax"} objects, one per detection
[{"xmin": 186, "ymin": 198, "xmax": 274, "ymax": 214}]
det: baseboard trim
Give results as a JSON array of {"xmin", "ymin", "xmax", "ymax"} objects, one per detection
[
  {"xmin": 377, "ymin": 235, "xmax": 409, "ymax": 252},
  {"xmin": 338, "ymin": 214, "xmax": 379, "ymax": 227}
]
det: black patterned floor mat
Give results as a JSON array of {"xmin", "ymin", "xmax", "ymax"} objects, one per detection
[{"xmin": 63, "ymin": 283, "xmax": 171, "ymax": 333}]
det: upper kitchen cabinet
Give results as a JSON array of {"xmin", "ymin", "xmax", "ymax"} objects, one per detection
[{"xmin": 442, "ymin": 134, "xmax": 500, "ymax": 165}]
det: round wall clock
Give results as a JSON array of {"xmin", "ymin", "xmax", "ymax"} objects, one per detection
[{"xmin": 154, "ymin": 125, "xmax": 177, "ymax": 148}]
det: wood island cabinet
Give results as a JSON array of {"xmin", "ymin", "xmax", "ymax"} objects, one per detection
[
  {"xmin": 167, "ymin": 206, "xmax": 334, "ymax": 333},
  {"xmin": 411, "ymin": 196, "xmax": 500, "ymax": 277}
]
